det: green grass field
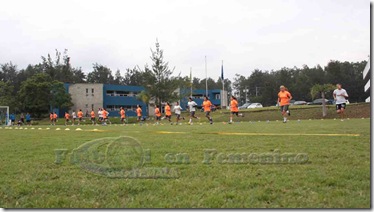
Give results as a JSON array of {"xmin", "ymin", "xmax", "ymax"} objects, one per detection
[{"xmin": 0, "ymin": 117, "xmax": 370, "ymax": 208}]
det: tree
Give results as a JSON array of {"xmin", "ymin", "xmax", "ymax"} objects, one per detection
[
  {"xmin": 18, "ymin": 73, "xmax": 73, "ymax": 117},
  {"xmin": 50, "ymin": 81, "xmax": 74, "ymax": 110},
  {"xmin": 0, "ymin": 81, "xmax": 17, "ymax": 111},
  {"xmin": 144, "ymin": 40, "xmax": 180, "ymax": 106},
  {"xmin": 310, "ymin": 84, "xmax": 335, "ymax": 117},
  {"xmin": 18, "ymin": 73, "xmax": 53, "ymax": 117},
  {"xmin": 0, "ymin": 62, "xmax": 18, "ymax": 83},
  {"xmin": 113, "ymin": 70, "xmax": 124, "ymax": 85},
  {"xmin": 87, "ymin": 63, "xmax": 114, "ymax": 84}
]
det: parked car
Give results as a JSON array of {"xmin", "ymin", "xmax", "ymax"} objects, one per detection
[
  {"xmin": 293, "ymin": 101, "xmax": 307, "ymax": 105},
  {"xmin": 289, "ymin": 100, "xmax": 296, "ymax": 105},
  {"xmin": 239, "ymin": 102, "xmax": 251, "ymax": 109},
  {"xmin": 307, "ymin": 98, "xmax": 333, "ymax": 105},
  {"xmin": 247, "ymin": 103, "xmax": 263, "ymax": 109}
]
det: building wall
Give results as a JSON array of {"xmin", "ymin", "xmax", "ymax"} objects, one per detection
[
  {"xmin": 180, "ymin": 89, "xmax": 225, "ymax": 109},
  {"xmin": 69, "ymin": 83, "xmax": 104, "ymax": 114},
  {"xmin": 103, "ymin": 84, "xmax": 147, "ymax": 117}
]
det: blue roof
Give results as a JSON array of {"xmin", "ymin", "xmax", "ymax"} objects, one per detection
[{"xmin": 103, "ymin": 84, "xmax": 144, "ymax": 92}]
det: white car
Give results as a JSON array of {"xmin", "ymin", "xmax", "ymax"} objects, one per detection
[{"xmin": 247, "ymin": 103, "xmax": 263, "ymax": 109}]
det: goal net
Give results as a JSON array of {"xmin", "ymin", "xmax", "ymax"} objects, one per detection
[{"xmin": 0, "ymin": 106, "xmax": 9, "ymax": 126}]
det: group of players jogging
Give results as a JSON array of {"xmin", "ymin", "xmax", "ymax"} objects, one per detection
[{"xmin": 61, "ymin": 83, "xmax": 349, "ymax": 126}]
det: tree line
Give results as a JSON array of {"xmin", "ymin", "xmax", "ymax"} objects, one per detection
[{"xmin": 0, "ymin": 41, "xmax": 368, "ymax": 117}]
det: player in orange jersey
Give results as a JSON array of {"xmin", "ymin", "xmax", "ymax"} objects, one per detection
[
  {"xmin": 277, "ymin": 85, "xmax": 292, "ymax": 123},
  {"xmin": 64, "ymin": 112, "xmax": 70, "ymax": 126},
  {"xmin": 202, "ymin": 96, "xmax": 214, "ymax": 124},
  {"xmin": 229, "ymin": 96, "xmax": 244, "ymax": 124},
  {"xmin": 154, "ymin": 105, "xmax": 161, "ymax": 125}
]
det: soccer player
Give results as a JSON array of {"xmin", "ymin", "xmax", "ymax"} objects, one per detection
[
  {"xmin": 10, "ymin": 113, "xmax": 15, "ymax": 125},
  {"xmin": 164, "ymin": 102, "xmax": 172, "ymax": 123},
  {"xmin": 90, "ymin": 109, "xmax": 96, "ymax": 125},
  {"xmin": 64, "ymin": 112, "xmax": 70, "ymax": 126},
  {"xmin": 136, "ymin": 105, "xmax": 142, "ymax": 123},
  {"xmin": 25, "ymin": 112, "xmax": 31, "ymax": 126},
  {"xmin": 229, "ymin": 96, "xmax": 243, "ymax": 124},
  {"xmin": 154, "ymin": 105, "xmax": 161, "ymax": 125},
  {"xmin": 119, "ymin": 107, "xmax": 126, "ymax": 125},
  {"xmin": 102, "ymin": 108, "xmax": 109, "ymax": 125},
  {"xmin": 71, "ymin": 111, "xmax": 77, "ymax": 126},
  {"xmin": 277, "ymin": 85, "xmax": 292, "ymax": 123},
  {"xmin": 187, "ymin": 97, "xmax": 199, "ymax": 125},
  {"xmin": 98, "ymin": 108, "xmax": 103, "ymax": 124},
  {"xmin": 202, "ymin": 96, "xmax": 214, "ymax": 124},
  {"xmin": 333, "ymin": 83, "xmax": 349, "ymax": 121},
  {"xmin": 53, "ymin": 112, "xmax": 58, "ymax": 125},
  {"xmin": 49, "ymin": 112, "xmax": 54, "ymax": 125},
  {"xmin": 106, "ymin": 109, "xmax": 112, "ymax": 125},
  {"xmin": 173, "ymin": 102, "xmax": 185, "ymax": 124},
  {"xmin": 20, "ymin": 113, "xmax": 25, "ymax": 125},
  {"xmin": 77, "ymin": 109, "xmax": 83, "ymax": 125}
]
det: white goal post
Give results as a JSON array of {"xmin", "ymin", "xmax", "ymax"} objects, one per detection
[{"xmin": 0, "ymin": 106, "xmax": 9, "ymax": 126}]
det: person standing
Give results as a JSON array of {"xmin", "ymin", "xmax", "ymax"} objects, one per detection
[
  {"xmin": 277, "ymin": 85, "xmax": 292, "ymax": 123},
  {"xmin": 229, "ymin": 96, "xmax": 243, "ymax": 124},
  {"xmin": 20, "ymin": 113, "xmax": 25, "ymax": 125},
  {"xmin": 202, "ymin": 96, "xmax": 214, "ymax": 124},
  {"xmin": 187, "ymin": 97, "xmax": 199, "ymax": 125},
  {"xmin": 10, "ymin": 113, "xmax": 15, "ymax": 125},
  {"xmin": 25, "ymin": 113, "xmax": 31, "ymax": 126},
  {"xmin": 333, "ymin": 83, "xmax": 349, "ymax": 121}
]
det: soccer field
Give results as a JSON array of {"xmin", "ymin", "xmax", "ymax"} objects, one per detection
[{"xmin": 0, "ymin": 118, "xmax": 370, "ymax": 208}]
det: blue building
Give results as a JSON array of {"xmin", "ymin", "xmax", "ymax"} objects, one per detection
[
  {"xmin": 65, "ymin": 83, "xmax": 147, "ymax": 117},
  {"xmin": 65, "ymin": 83, "xmax": 226, "ymax": 117},
  {"xmin": 103, "ymin": 84, "xmax": 147, "ymax": 117},
  {"xmin": 179, "ymin": 89, "xmax": 227, "ymax": 110}
]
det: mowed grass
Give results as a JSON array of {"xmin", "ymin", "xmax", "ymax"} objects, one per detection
[{"xmin": 0, "ymin": 118, "xmax": 370, "ymax": 208}]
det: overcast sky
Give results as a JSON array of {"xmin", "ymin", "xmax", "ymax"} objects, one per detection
[{"xmin": 0, "ymin": 0, "xmax": 370, "ymax": 80}]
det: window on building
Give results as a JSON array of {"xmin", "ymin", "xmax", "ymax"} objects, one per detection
[
  {"xmin": 91, "ymin": 104, "xmax": 94, "ymax": 110},
  {"xmin": 92, "ymin": 88, "xmax": 94, "ymax": 96},
  {"xmin": 215, "ymin": 94, "xmax": 221, "ymax": 99},
  {"xmin": 85, "ymin": 104, "xmax": 88, "ymax": 108},
  {"xmin": 106, "ymin": 90, "xmax": 114, "ymax": 96}
]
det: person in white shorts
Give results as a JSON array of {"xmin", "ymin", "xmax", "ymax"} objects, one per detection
[
  {"xmin": 98, "ymin": 108, "xmax": 103, "ymax": 123},
  {"xmin": 72, "ymin": 111, "xmax": 77, "ymax": 126},
  {"xmin": 333, "ymin": 83, "xmax": 349, "ymax": 121}
]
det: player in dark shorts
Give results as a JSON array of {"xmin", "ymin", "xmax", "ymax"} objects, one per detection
[
  {"xmin": 333, "ymin": 83, "xmax": 349, "ymax": 121},
  {"xmin": 202, "ymin": 96, "xmax": 214, "ymax": 124}
]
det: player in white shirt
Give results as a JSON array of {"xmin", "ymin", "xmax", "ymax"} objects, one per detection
[
  {"xmin": 98, "ymin": 108, "xmax": 103, "ymax": 124},
  {"xmin": 333, "ymin": 83, "xmax": 349, "ymax": 121},
  {"xmin": 173, "ymin": 102, "xmax": 185, "ymax": 124},
  {"xmin": 187, "ymin": 97, "xmax": 199, "ymax": 124},
  {"xmin": 71, "ymin": 111, "xmax": 77, "ymax": 126}
]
